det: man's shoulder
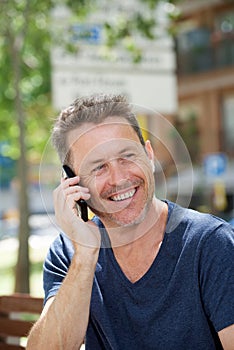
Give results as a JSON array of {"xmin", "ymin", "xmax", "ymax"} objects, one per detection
[{"xmin": 166, "ymin": 200, "xmax": 233, "ymax": 241}]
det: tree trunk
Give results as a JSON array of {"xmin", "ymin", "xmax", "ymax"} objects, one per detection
[
  {"xmin": 14, "ymin": 107, "xmax": 30, "ymax": 293},
  {"xmin": 10, "ymin": 35, "xmax": 30, "ymax": 294}
]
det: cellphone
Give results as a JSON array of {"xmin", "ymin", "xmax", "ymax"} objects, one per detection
[{"xmin": 62, "ymin": 165, "xmax": 88, "ymax": 222}]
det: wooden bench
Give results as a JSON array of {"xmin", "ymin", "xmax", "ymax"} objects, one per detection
[{"xmin": 0, "ymin": 294, "xmax": 43, "ymax": 350}]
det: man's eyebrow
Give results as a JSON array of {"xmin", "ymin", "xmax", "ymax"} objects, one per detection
[{"xmin": 88, "ymin": 157, "xmax": 106, "ymax": 167}]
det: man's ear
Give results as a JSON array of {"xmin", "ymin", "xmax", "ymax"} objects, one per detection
[{"xmin": 145, "ymin": 140, "xmax": 155, "ymax": 172}]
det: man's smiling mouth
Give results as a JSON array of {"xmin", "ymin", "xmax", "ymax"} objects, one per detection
[{"xmin": 109, "ymin": 188, "xmax": 136, "ymax": 202}]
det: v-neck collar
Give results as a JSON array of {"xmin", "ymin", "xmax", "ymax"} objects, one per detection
[{"xmin": 93, "ymin": 200, "xmax": 174, "ymax": 288}]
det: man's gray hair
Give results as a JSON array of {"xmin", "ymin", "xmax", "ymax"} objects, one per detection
[{"xmin": 52, "ymin": 93, "xmax": 145, "ymax": 164}]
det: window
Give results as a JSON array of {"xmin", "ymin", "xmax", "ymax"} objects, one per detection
[{"xmin": 222, "ymin": 95, "xmax": 234, "ymax": 155}]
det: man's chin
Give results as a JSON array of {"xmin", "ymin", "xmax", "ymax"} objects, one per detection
[{"xmin": 93, "ymin": 206, "xmax": 148, "ymax": 228}]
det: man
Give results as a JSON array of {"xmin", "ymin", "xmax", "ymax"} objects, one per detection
[{"xmin": 27, "ymin": 94, "xmax": 234, "ymax": 349}]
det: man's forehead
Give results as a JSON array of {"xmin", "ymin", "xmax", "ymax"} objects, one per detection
[{"xmin": 67, "ymin": 117, "xmax": 138, "ymax": 148}]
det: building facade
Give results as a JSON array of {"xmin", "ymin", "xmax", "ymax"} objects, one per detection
[
  {"xmin": 175, "ymin": 0, "xmax": 234, "ymax": 215},
  {"xmin": 176, "ymin": 0, "xmax": 234, "ymax": 160}
]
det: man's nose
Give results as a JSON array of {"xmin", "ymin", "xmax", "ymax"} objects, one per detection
[{"xmin": 108, "ymin": 160, "xmax": 127, "ymax": 185}]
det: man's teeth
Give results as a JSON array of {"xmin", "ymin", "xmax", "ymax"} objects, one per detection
[{"xmin": 110, "ymin": 189, "xmax": 136, "ymax": 202}]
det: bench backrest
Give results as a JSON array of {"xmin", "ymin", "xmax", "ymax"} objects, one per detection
[{"xmin": 0, "ymin": 294, "xmax": 43, "ymax": 350}]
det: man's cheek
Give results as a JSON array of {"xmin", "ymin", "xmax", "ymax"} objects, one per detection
[{"xmin": 87, "ymin": 188, "xmax": 104, "ymax": 208}]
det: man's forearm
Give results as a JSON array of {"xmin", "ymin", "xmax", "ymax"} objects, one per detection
[{"xmin": 27, "ymin": 248, "xmax": 99, "ymax": 350}]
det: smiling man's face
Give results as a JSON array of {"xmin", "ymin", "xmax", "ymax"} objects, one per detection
[{"xmin": 67, "ymin": 117, "xmax": 155, "ymax": 228}]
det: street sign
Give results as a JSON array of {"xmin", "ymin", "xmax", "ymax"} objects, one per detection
[{"xmin": 203, "ymin": 153, "xmax": 227, "ymax": 177}]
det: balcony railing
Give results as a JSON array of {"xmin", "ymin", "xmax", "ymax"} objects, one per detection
[{"xmin": 176, "ymin": 31, "xmax": 234, "ymax": 76}]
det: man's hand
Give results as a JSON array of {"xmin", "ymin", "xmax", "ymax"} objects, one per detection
[{"xmin": 53, "ymin": 176, "xmax": 101, "ymax": 248}]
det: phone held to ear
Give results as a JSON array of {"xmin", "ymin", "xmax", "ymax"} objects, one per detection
[{"xmin": 62, "ymin": 165, "xmax": 88, "ymax": 222}]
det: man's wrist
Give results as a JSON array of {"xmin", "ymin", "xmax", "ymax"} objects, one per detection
[{"xmin": 72, "ymin": 245, "xmax": 99, "ymax": 270}]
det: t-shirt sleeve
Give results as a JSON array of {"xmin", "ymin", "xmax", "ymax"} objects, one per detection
[
  {"xmin": 199, "ymin": 221, "xmax": 234, "ymax": 332},
  {"xmin": 43, "ymin": 233, "xmax": 74, "ymax": 304}
]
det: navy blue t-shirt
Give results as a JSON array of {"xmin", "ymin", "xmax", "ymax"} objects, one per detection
[{"xmin": 43, "ymin": 201, "xmax": 234, "ymax": 349}]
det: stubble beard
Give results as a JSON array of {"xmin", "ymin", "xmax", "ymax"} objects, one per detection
[{"xmin": 90, "ymin": 179, "xmax": 155, "ymax": 229}]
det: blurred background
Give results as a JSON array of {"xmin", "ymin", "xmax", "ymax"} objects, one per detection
[{"xmin": 0, "ymin": 0, "xmax": 234, "ymax": 298}]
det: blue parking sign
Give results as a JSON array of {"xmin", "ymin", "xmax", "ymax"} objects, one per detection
[{"xmin": 203, "ymin": 153, "xmax": 227, "ymax": 177}]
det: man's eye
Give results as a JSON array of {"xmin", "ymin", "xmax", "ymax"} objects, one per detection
[{"xmin": 92, "ymin": 163, "xmax": 106, "ymax": 174}]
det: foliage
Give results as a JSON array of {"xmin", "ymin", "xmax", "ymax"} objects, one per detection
[
  {"xmin": 103, "ymin": 0, "xmax": 181, "ymax": 62},
  {"xmin": 0, "ymin": 0, "xmax": 55, "ymax": 161}
]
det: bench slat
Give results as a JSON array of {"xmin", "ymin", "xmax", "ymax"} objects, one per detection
[
  {"xmin": 0, "ymin": 344, "xmax": 24, "ymax": 350},
  {"xmin": 0, "ymin": 294, "xmax": 43, "ymax": 349},
  {"xmin": 0, "ymin": 317, "xmax": 34, "ymax": 337},
  {"xmin": 0, "ymin": 295, "xmax": 43, "ymax": 314}
]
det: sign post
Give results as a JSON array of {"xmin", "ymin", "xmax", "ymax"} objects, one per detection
[{"xmin": 203, "ymin": 153, "xmax": 228, "ymax": 211}]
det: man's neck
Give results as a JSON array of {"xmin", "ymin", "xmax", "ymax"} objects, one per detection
[{"xmin": 110, "ymin": 199, "xmax": 168, "ymax": 283}]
